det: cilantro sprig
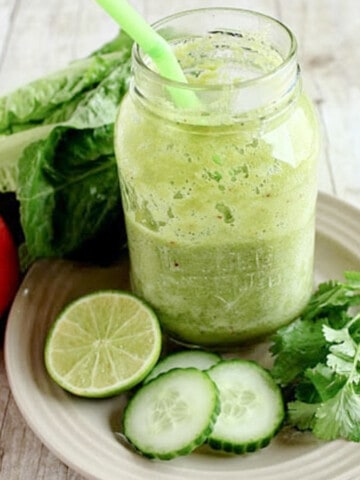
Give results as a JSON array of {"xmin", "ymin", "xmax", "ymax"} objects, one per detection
[{"xmin": 270, "ymin": 271, "xmax": 360, "ymax": 441}]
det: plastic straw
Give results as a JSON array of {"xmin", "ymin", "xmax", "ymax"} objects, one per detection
[{"xmin": 94, "ymin": 0, "xmax": 199, "ymax": 108}]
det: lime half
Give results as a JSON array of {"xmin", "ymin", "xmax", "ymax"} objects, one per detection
[{"xmin": 44, "ymin": 291, "xmax": 162, "ymax": 398}]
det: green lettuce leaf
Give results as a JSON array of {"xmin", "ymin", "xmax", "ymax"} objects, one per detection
[
  {"xmin": 0, "ymin": 52, "xmax": 125, "ymax": 133},
  {"xmin": 0, "ymin": 31, "xmax": 132, "ymax": 193},
  {"xmin": 17, "ymin": 124, "xmax": 126, "ymax": 261},
  {"xmin": 0, "ymin": 31, "xmax": 133, "ymax": 263},
  {"xmin": 0, "ymin": 125, "xmax": 54, "ymax": 191},
  {"xmin": 63, "ymin": 62, "xmax": 130, "ymax": 129},
  {"xmin": 0, "ymin": 30, "xmax": 132, "ymax": 133}
]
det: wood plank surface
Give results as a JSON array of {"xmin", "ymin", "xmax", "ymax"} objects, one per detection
[{"xmin": 0, "ymin": 1, "xmax": 359, "ymax": 478}]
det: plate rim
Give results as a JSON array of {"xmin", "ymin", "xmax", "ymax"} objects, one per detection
[{"xmin": 4, "ymin": 191, "xmax": 360, "ymax": 480}]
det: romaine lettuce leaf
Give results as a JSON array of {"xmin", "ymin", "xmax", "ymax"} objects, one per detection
[
  {"xmin": 0, "ymin": 31, "xmax": 132, "ymax": 262},
  {"xmin": 17, "ymin": 124, "xmax": 126, "ymax": 260},
  {"xmin": 0, "ymin": 52, "xmax": 126, "ymax": 133},
  {"xmin": 0, "ymin": 125, "xmax": 54, "ymax": 191},
  {"xmin": 0, "ymin": 31, "xmax": 132, "ymax": 193}
]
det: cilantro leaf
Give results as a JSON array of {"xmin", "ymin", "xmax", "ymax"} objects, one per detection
[
  {"xmin": 284, "ymin": 315, "xmax": 360, "ymax": 441},
  {"xmin": 288, "ymin": 364, "xmax": 360, "ymax": 441},
  {"xmin": 344, "ymin": 271, "xmax": 360, "ymax": 289},
  {"xmin": 271, "ymin": 273, "xmax": 360, "ymax": 443},
  {"xmin": 290, "ymin": 383, "xmax": 360, "ymax": 441},
  {"xmin": 323, "ymin": 316, "xmax": 360, "ymax": 382},
  {"xmin": 288, "ymin": 400, "xmax": 319, "ymax": 431},
  {"xmin": 301, "ymin": 280, "xmax": 358, "ymax": 322},
  {"xmin": 270, "ymin": 274, "xmax": 360, "ymax": 386},
  {"xmin": 313, "ymin": 383, "xmax": 360, "ymax": 441},
  {"xmin": 348, "ymin": 315, "xmax": 360, "ymax": 344},
  {"xmin": 304, "ymin": 364, "xmax": 346, "ymax": 401},
  {"xmin": 270, "ymin": 317, "xmax": 329, "ymax": 385}
]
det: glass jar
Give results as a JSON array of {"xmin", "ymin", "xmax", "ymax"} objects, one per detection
[{"xmin": 114, "ymin": 8, "xmax": 320, "ymax": 348}]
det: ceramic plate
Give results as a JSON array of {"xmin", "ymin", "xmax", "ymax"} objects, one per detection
[{"xmin": 5, "ymin": 192, "xmax": 360, "ymax": 480}]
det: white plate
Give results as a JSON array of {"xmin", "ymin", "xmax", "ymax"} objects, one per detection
[{"xmin": 5, "ymin": 192, "xmax": 360, "ymax": 480}]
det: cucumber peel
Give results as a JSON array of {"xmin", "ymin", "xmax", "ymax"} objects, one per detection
[
  {"xmin": 207, "ymin": 359, "xmax": 285, "ymax": 453},
  {"xmin": 143, "ymin": 349, "xmax": 222, "ymax": 384},
  {"xmin": 123, "ymin": 368, "xmax": 220, "ymax": 460}
]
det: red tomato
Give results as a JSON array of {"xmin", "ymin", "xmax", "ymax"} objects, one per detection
[{"xmin": 0, "ymin": 216, "xmax": 20, "ymax": 317}]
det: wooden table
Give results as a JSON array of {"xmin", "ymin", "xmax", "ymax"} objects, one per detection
[{"xmin": 0, "ymin": 0, "xmax": 359, "ymax": 478}]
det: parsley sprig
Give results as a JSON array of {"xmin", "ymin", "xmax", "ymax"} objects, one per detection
[{"xmin": 270, "ymin": 271, "xmax": 360, "ymax": 441}]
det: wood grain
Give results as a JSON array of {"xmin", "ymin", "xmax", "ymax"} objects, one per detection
[{"xmin": 0, "ymin": 1, "xmax": 359, "ymax": 478}]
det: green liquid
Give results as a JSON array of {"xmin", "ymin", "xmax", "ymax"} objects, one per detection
[
  {"xmin": 115, "ymin": 34, "xmax": 319, "ymax": 347},
  {"xmin": 126, "ymin": 218, "xmax": 315, "ymax": 345}
]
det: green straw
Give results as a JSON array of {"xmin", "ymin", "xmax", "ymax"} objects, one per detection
[{"xmin": 94, "ymin": 0, "xmax": 199, "ymax": 108}]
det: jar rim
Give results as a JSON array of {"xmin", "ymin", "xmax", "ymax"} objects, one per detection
[{"xmin": 133, "ymin": 7, "xmax": 298, "ymax": 92}]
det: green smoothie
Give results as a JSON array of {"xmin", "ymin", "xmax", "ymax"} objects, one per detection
[{"xmin": 115, "ymin": 26, "xmax": 319, "ymax": 347}]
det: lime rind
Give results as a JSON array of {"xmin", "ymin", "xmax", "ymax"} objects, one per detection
[{"xmin": 44, "ymin": 290, "xmax": 162, "ymax": 398}]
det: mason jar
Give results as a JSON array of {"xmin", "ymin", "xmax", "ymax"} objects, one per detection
[{"xmin": 114, "ymin": 8, "xmax": 320, "ymax": 347}]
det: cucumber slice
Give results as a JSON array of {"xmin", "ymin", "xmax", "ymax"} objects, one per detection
[
  {"xmin": 207, "ymin": 359, "xmax": 284, "ymax": 454},
  {"xmin": 144, "ymin": 349, "xmax": 222, "ymax": 384},
  {"xmin": 123, "ymin": 368, "xmax": 220, "ymax": 459}
]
